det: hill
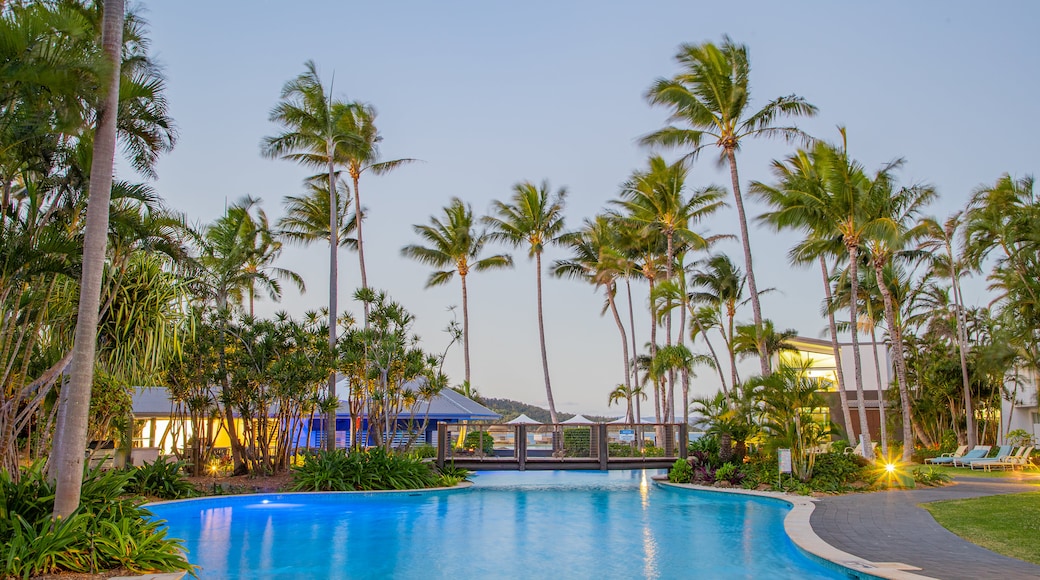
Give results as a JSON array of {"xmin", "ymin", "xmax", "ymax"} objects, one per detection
[{"xmin": 483, "ymin": 397, "xmax": 614, "ymax": 424}]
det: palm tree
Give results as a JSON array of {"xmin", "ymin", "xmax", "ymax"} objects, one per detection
[
  {"xmin": 262, "ymin": 61, "xmax": 360, "ymax": 451},
  {"xmin": 749, "ymin": 134, "xmax": 877, "ymax": 459},
  {"xmin": 615, "ymin": 155, "xmax": 725, "ymax": 419},
  {"xmin": 234, "ymin": 197, "xmax": 304, "ymax": 316},
  {"xmin": 862, "ymin": 178, "xmax": 936, "ymax": 462},
  {"xmin": 337, "ymin": 102, "xmax": 417, "ymax": 319},
  {"xmin": 51, "ymin": 0, "xmax": 124, "ymax": 519},
  {"xmin": 733, "ymin": 319, "xmax": 797, "ymax": 371},
  {"xmin": 642, "ymin": 36, "xmax": 817, "ymax": 376},
  {"xmin": 552, "ymin": 215, "xmax": 634, "ymax": 422},
  {"xmin": 607, "ymin": 384, "xmax": 634, "ymax": 424},
  {"xmin": 689, "ymin": 254, "xmax": 746, "ymax": 390},
  {"xmin": 484, "ymin": 180, "xmax": 567, "ymax": 425},
  {"xmin": 401, "ymin": 197, "xmax": 512, "ymax": 388},
  {"xmin": 920, "ymin": 213, "xmax": 975, "ymax": 448},
  {"xmin": 278, "ymin": 175, "xmax": 358, "ymax": 250}
]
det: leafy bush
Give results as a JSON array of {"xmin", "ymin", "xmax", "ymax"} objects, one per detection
[
  {"xmin": 688, "ymin": 434, "xmax": 720, "ymax": 464},
  {"xmin": 809, "ymin": 452, "xmax": 869, "ymax": 492},
  {"xmin": 563, "ymin": 428, "xmax": 591, "ymax": 457},
  {"xmin": 714, "ymin": 462, "xmax": 745, "ymax": 485},
  {"xmin": 464, "ymin": 430, "xmax": 495, "ymax": 455},
  {"xmin": 912, "ymin": 466, "xmax": 952, "ymax": 486},
  {"xmin": 0, "ymin": 463, "xmax": 196, "ymax": 578},
  {"xmin": 641, "ymin": 444, "xmax": 665, "ymax": 457},
  {"xmin": 126, "ymin": 460, "xmax": 196, "ymax": 500},
  {"xmin": 668, "ymin": 459, "xmax": 693, "ymax": 483},
  {"xmin": 411, "ymin": 444, "xmax": 436, "ymax": 459},
  {"xmin": 289, "ymin": 448, "xmax": 440, "ymax": 491},
  {"xmin": 608, "ymin": 442, "xmax": 637, "ymax": 457},
  {"xmin": 437, "ymin": 462, "xmax": 471, "ymax": 482}
]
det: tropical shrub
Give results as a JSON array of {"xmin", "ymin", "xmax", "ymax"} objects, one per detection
[
  {"xmin": 912, "ymin": 467, "xmax": 952, "ymax": 487},
  {"xmin": 463, "ymin": 430, "xmax": 495, "ymax": 455},
  {"xmin": 808, "ymin": 452, "xmax": 869, "ymax": 492},
  {"xmin": 641, "ymin": 444, "xmax": 665, "ymax": 457},
  {"xmin": 126, "ymin": 460, "xmax": 196, "ymax": 500},
  {"xmin": 714, "ymin": 462, "xmax": 745, "ymax": 485},
  {"xmin": 668, "ymin": 459, "xmax": 693, "ymax": 483},
  {"xmin": 0, "ymin": 464, "xmax": 196, "ymax": 578},
  {"xmin": 437, "ymin": 462, "xmax": 471, "ymax": 482},
  {"xmin": 411, "ymin": 444, "xmax": 437, "ymax": 459},
  {"xmin": 563, "ymin": 428, "xmax": 591, "ymax": 457},
  {"xmin": 289, "ymin": 448, "xmax": 440, "ymax": 491},
  {"xmin": 608, "ymin": 442, "xmax": 637, "ymax": 457}
]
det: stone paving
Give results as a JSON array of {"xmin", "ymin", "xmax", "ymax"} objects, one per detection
[{"xmin": 810, "ymin": 476, "xmax": 1040, "ymax": 580}]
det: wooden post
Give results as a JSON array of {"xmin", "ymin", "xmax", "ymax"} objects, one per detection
[
  {"xmin": 517, "ymin": 425, "xmax": 527, "ymax": 471},
  {"xmin": 598, "ymin": 424, "xmax": 608, "ymax": 470},
  {"xmin": 679, "ymin": 423, "xmax": 688, "ymax": 459},
  {"xmin": 436, "ymin": 422, "xmax": 447, "ymax": 469}
]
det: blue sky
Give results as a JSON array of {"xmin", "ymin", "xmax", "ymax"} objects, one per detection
[{"xmin": 133, "ymin": 1, "xmax": 1039, "ymax": 415}]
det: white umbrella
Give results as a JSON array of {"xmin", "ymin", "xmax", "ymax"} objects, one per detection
[
  {"xmin": 506, "ymin": 413, "xmax": 542, "ymax": 425},
  {"xmin": 562, "ymin": 414, "xmax": 594, "ymax": 424}
]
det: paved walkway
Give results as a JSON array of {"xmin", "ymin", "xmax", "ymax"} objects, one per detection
[{"xmin": 810, "ymin": 476, "xmax": 1040, "ymax": 579}]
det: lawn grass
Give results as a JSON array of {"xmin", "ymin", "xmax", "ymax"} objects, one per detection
[{"xmin": 922, "ymin": 492, "xmax": 1040, "ymax": 565}]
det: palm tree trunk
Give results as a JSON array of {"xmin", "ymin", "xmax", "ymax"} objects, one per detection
[
  {"xmin": 664, "ymin": 233, "xmax": 675, "ymax": 423},
  {"xmin": 951, "ymin": 268, "xmax": 976, "ymax": 448},
  {"xmin": 535, "ymin": 252, "xmax": 558, "ymax": 425},
  {"xmin": 726, "ymin": 306, "xmax": 739, "ymax": 389},
  {"xmin": 725, "ymin": 147, "xmax": 768, "ymax": 376},
  {"xmin": 461, "ymin": 272, "xmax": 471, "ymax": 386},
  {"xmin": 51, "ymin": 0, "xmax": 124, "ymax": 519},
  {"xmin": 821, "ymin": 257, "xmax": 856, "ymax": 442},
  {"xmin": 326, "ymin": 156, "xmax": 338, "ymax": 452},
  {"xmin": 352, "ymin": 173, "xmax": 370, "ymax": 325},
  {"xmin": 606, "ymin": 282, "xmax": 630, "ymax": 406},
  {"xmin": 847, "ymin": 244, "xmax": 873, "ymax": 459},
  {"xmin": 626, "ymin": 278, "xmax": 639, "ymax": 421},
  {"xmin": 690, "ymin": 310, "xmax": 728, "ymax": 395},
  {"xmin": 869, "ymin": 322, "xmax": 889, "ymax": 456},
  {"xmin": 648, "ymin": 277, "xmax": 661, "ymax": 424},
  {"xmin": 872, "ymin": 261, "xmax": 912, "ymax": 462}
]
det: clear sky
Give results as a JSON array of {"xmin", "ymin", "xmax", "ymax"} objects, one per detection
[{"xmin": 133, "ymin": 1, "xmax": 1039, "ymax": 416}]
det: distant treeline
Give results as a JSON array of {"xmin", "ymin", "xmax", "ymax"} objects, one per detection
[{"xmin": 484, "ymin": 398, "xmax": 614, "ymax": 424}]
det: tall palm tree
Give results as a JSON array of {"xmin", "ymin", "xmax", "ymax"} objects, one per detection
[
  {"xmin": 337, "ymin": 102, "xmax": 417, "ymax": 320},
  {"xmin": 51, "ymin": 0, "xmax": 124, "ymax": 519},
  {"xmin": 615, "ymin": 156, "xmax": 725, "ymax": 419},
  {"xmin": 401, "ymin": 197, "xmax": 512, "ymax": 388},
  {"xmin": 642, "ymin": 36, "xmax": 817, "ymax": 376},
  {"xmin": 607, "ymin": 384, "xmax": 634, "ymax": 424},
  {"xmin": 750, "ymin": 135, "xmax": 876, "ymax": 458},
  {"xmin": 920, "ymin": 213, "xmax": 975, "ymax": 448},
  {"xmin": 552, "ymin": 215, "xmax": 635, "ymax": 423},
  {"xmin": 485, "ymin": 180, "xmax": 567, "ymax": 425},
  {"xmin": 234, "ymin": 197, "xmax": 304, "ymax": 316},
  {"xmin": 262, "ymin": 61, "xmax": 360, "ymax": 451},
  {"xmin": 862, "ymin": 178, "xmax": 936, "ymax": 462}
]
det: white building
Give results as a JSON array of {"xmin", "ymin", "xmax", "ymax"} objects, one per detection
[{"xmin": 1001, "ymin": 369, "xmax": 1040, "ymax": 443}]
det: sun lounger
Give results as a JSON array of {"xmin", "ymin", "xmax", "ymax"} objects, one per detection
[
  {"xmin": 983, "ymin": 446, "xmax": 1035, "ymax": 472},
  {"xmin": 972, "ymin": 446, "xmax": 1025, "ymax": 470},
  {"xmin": 954, "ymin": 445, "xmax": 1006, "ymax": 467},
  {"xmin": 925, "ymin": 445, "xmax": 967, "ymax": 464},
  {"xmin": 928, "ymin": 445, "xmax": 990, "ymax": 465}
]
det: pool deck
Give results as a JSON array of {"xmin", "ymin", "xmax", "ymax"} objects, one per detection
[{"xmin": 659, "ymin": 474, "xmax": 1040, "ymax": 580}]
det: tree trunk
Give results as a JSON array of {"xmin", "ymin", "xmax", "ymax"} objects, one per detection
[
  {"xmin": 872, "ymin": 261, "xmax": 913, "ymax": 462},
  {"xmin": 461, "ymin": 272, "xmax": 471, "ymax": 386},
  {"xmin": 51, "ymin": 0, "xmax": 124, "ymax": 519},
  {"xmin": 648, "ymin": 277, "xmax": 661, "ymax": 424},
  {"xmin": 351, "ymin": 171, "xmax": 370, "ymax": 326},
  {"xmin": 664, "ymin": 232, "xmax": 675, "ymax": 423},
  {"xmin": 535, "ymin": 252, "xmax": 558, "ymax": 426},
  {"xmin": 870, "ymin": 323, "xmax": 889, "ymax": 456},
  {"xmin": 725, "ymin": 147, "xmax": 768, "ymax": 376},
  {"xmin": 626, "ymin": 278, "xmax": 639, "ymax": 421},
  {"xmin": 821, "ymin": 257, "xmax": 855, "ymax": 441},
  {"xmin": 606, "ymin": 282, "xmax": 630, "ymax": 415},
  {"xmin": 847, "ymin": 244, "xmax": 873, "ymax": 459},
  {"xmin": 326, "ymin": 156, "xmax": 338, "ymax": 452},
  {"xmin": 951, "ymin": 267, "xmax": 976, "ymax": 448}
]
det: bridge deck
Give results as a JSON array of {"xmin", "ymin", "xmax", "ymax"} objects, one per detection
[{"xmin": 442, "ymin": 457, "xmax": 678, "ymax": 471}]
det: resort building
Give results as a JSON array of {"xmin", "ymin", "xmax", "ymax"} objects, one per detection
[
  {"xmin": 129, "ymin": 381, "xmax": 499, "ymax": 458},
  {"xmin": 778, "ymin": 336, "xmax": 893, "ymax": 443},
  {"xmin": 1000, "ymin": 369, "xmax": 1040, "ymax": 443}
]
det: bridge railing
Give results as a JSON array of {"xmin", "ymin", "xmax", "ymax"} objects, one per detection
[{"xmin": 436, "ymin": 422, "xmax": 688, "ymax": 470}]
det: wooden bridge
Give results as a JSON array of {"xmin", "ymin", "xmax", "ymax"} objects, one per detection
[{"xmin": 435, "ymin": 422, "xmax": 688, "ymax": 471}]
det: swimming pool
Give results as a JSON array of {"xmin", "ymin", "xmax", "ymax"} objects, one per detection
[{"xmin": 148, "ymin": 470, "xmax": 849, "ymax": 578}]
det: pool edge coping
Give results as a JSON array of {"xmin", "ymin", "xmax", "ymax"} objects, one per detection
[
  {"xmin": 654, "ymin": 480, "xmax": 936, "ymax": 580},
  {"xmin": 145, "ymin": 481, "xmax": 474, "ymax": 507}
]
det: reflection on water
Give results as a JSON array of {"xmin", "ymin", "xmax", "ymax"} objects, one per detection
[{"xmin": 150, "ymin": 470, "xmax": 843, "ymax": 579}]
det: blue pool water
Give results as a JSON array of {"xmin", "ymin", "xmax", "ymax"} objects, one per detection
[{"xmin": 148, "ymin": 470, "xmax": 849, "ymax": 579}]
